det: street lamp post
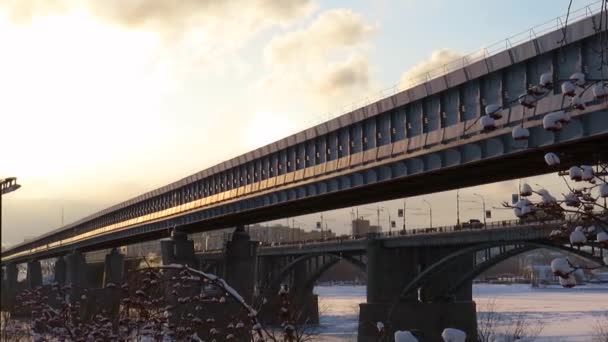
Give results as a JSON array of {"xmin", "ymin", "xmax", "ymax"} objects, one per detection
[
  {"xmin": 473, "ymin": 193, "xmax": 487, "ymax": 228},
  {"xmin": 1, "ymin": 177, "xmax": 22, "ymax": 234},
  {"xmin": 422, "ymin": 199, "xmax": 432, "ymax": 228}
]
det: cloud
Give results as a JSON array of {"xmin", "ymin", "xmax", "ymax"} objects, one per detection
[
  {"xmin": 257, "ymin": 9, "xmax": 376, "ymax": 109},
  {"xmin": 314, "ymin": 54, "xmax": 370, "ymax": 95},
  {"xmin": 264, "ymin": 8, "xmax": 375, "ymax": 67},
  {"xmin": 399, "ymin": 48, "xmax": 464, "ymax": 88},
  {"xmin": 0, "ymin": 0, "xmax": 318, "ymax": 68},
  {"xmin": 87, "ymin": 0, "xmax": 317, "ymax": 32},
  {"xmin": 0, "ymin": 0, "xmax": 68, "ymax": 23}
]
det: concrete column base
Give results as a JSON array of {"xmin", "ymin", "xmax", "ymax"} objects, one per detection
[
  {"xmin": 26, "ymin": 260, "xmax": 43, "ymax": 289},
  {"xmin": 357, "ymin": 301, "xmax": 477, "ymax": 342},
  {"xmin": 103, "ymin": 248, "xmax": 125, "ymax": 287},
  {"xmin": 66, "ymin": 251, "xmax": 88, "ymax": 289},
  {"xmin": 55, "ymin": 257, "xmax": 66, "ymax": 285}
]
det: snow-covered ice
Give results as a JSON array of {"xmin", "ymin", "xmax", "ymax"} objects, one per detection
[{"xmin": 312, "ymin": 283, "xmax": 608, "ymax": 341}]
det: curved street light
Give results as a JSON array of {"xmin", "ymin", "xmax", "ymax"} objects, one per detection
[
  {"xmin": 473, "ymin": 193, "xmax": 487, "ymax": 228},
  {"xmin": 422, "ymin": 199, "xmax": 433, "ymax": 228},
  {"xmin": 1, "ymin": 177, "xmax": 22, "ymax": 238}
]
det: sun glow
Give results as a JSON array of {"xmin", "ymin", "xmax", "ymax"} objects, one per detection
[{"xmin": 0, "ymin": 12, "xmax": 171, "ymax": 197}]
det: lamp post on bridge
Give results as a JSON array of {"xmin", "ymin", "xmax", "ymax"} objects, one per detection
[
  {"xmin": 422, "ymin": 199, "xmax": 432, "ymax": 229},
  {"xmin": 1, "ymin": 177, "xmax": 21, "ymax": 235},
  {"xmin": 473, "ymin": 193, "xmax": 487, "ymax": 228}
]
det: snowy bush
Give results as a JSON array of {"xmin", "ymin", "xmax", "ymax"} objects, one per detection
[
  {"xmin": 592, "ymin": 82, "xmax": 608, "ymax": 98},
  {"xmin": 512, "ymin": 126, "xmax": 530, "ymax": 141},
  {"xmin": 559, "ymin": 274, "xmax": 577, "ymax": 288},
  {"xmin": 551, "ymin": 258, "xmax": 573, "ymax": 278},
  {"xmin": 394, "ymin": 330, "xmax": 419, "ymax": 342},
  {"xmin": 485, "ymin": 104, "xmax": 502, "ymax": 119},
  {"xmin": 569, "ymin": 72, "xmax": 586, "ymax": 86},
  {"xmin": 569, "ymin": 226, "xmax": 587, "ymax": 245},
  {"xmin": 520, "ymin": 183, "xmax": 533, "ymax": 197},
  {"xmin": 543, "ymin": 153, "xmax": 560, "ymax": 166},
  {"xmin": 561, "ymin": 81, "xmax": 576, "ymax": 96},
  {"xmin": 480, "ymin": 116, "xmax": 497, "ymax": 131},
  {"xmin": 442, "ymin": 328, "xmax": 466, "ymax": 342},
  {"xmin": 597, "ymin": 232, "xmax": 608, "ymax": 245}
]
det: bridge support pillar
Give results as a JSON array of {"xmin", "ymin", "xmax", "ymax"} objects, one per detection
[
  {"xmin": 66, "ymin": 251, "xmax": 88, "ymax": 289},
  {"xmin": 54, "ymin": 257, "xmax": 66, "ymax": 285},
  {"xmin": 292, "ymin": 258, "xmax": 319, "ymax": 324},
  {"xmin": 357, "ymin": 234, "xmax": 477, "ymax": 341},
  {"xmin": 224, "ymin": 225, "xmax": 257, "ymax": 304},
  {"xmin": 26, "ymin": 260, "xmax": 43, "ymax": 289},
  {"xmin": 1, "ymin": 263, "xmax": 19, "ymax": 311},
  {"xmin": 103, "ymin": 248, "xmax": 125, "ymax": 287},
  {"xmin": 161, "ymin": 230, "xmax": 195, "ymax": 266}
]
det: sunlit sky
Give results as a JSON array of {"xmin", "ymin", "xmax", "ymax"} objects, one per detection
[{"xmin": 0, "ymin": 0, "xmax": 591, "ymax": 247}]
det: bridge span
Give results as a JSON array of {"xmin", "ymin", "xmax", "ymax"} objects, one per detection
[
  {"xmin": 3, "ymin": 219, "xmax": 606, "ymax": 341},
  {"xmin": 2, "ymin": 9, "xmax": 608, "ymax": 265}
]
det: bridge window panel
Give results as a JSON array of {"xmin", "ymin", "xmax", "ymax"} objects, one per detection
[
  {"xmin": 247, "ymin": 162, "xmax": 254, "ymax": 185},
  {"xmin": 480, "ymin": 72, "xmax": 503, "ymax": 108},
  {"xmin": 305, "ymin": 140, "xmax": 315, "ymax": 167},
  {"xmin": 362, "ymin": 118, "xmax": 376, "ymax": 150},
  {"xmin": 239, "ymin": 165, "xmax": 247, "ymax": 186},
  {"xmin": 278, "ymin": 150, "xmax": 287, "ymax": 175},
  {"xmin": 286, "ymin": 146, "xmax": 296, "ymax": 172},
  {"xmin": 338, "ymin": 128, "xmax": 349, "ymax": 158},
  {"xmin": 461, "ymin": 80, "xmax": 480, "ymax": 121},
  {"xmin": 253, "ymin": 160, "xmax": 261, "ymax": 183},
  {"xmin": 220, "ymin": 172, "xmax": 227, "ymax": 191},
  {"xmin": 442, "ymin": 88, "xmax": 459, "ymax": 127},
  {"xmin": 556, "ymin": 42, "xmax": 581, "ymax": 83},
  {"xmin": 261, "ymin": 157, "xmax": 269, "ymax": 180},
  {"xmin": 376, "ymin": 113, "xmax": 390, "ymax": 146},
  {"xmin": 223, "ymin": 171, "xmax": 231, "ymax": 191},
  {"xmin": 203, "ymin": 179, "xmax": 210, "ymax": 197},
  {"xmin": 349, "ymin": 123, "xmax": 363, "ymax": 153},
  {"xmin": 390, "ymin": 108, "xmax": 406, "ymax": 142},
  {"xmin": 502, "ymin": 63, "xmax": 527, "ymax": 104},
  {"xmin": 582, "ymin": 36, "xmax": 604, "ymax": 79},
  {"xmin": 326, "ymin": 131, "xmax": 338, "ymax": 161},
  {"xmin": 406, "ymin": 102, "xmax": 423, "ymax": 137},
  {"xmin": 270, "ymin": 153, "xmax": 278, "ymax": 177},
  {"xmin": 295, "ymin": 144, "xmax": 305, "ymax": 170},
  {"xmin": 315, "ymin": 136, "xmax": 326, "ymax": 164}
]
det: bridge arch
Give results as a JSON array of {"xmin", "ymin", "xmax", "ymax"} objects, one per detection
[
  {"xmin": 399, "ymin": 240, "xmax": 606, "ymax": 300},
  {"xmin": 265, "ymin": 253, "xmax": 366, "ymax": 293}
]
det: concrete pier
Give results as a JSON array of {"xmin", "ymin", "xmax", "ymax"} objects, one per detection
[
  {"xmin": 224, "ymin": 225, "xmax": 258, "ymax": 303},
  {"xmin": 26, "ymin": 260, "xmax": 42, "ymax": 289},
  {"xmin": 65, "ymin": 251, "xmax": 88, "ymax": 288},
  {"xmin": 103, "ymin": 248, "xmax": 125, "ymax": 286},
  {"xmin": 358, "ymin": 234, "xmax": 477, "ymax": 341}
]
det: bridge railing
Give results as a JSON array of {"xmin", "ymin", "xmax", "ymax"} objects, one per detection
[{"xmin": 294, "ymin": 0, "xmax": 606, "ymax": 133}]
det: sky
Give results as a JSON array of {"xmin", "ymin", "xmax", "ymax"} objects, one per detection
[{"xmin": 0, "ymin": 0, "xmax": 596, "ymax": 247}]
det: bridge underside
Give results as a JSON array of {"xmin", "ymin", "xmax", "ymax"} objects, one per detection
[{"xmin": 15, "ymin": 131, "xmax": 605, "ymax": 263}]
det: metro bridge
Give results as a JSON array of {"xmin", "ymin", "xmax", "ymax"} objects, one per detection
[{"xmin": 2, "ymin": 7, "xmax": 608, "ymax": 342}]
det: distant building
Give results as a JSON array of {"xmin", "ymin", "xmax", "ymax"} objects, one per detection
[
  {"xmin": 191, "ymin": 224, "xmax": 336, "ymax": 251},
  {"xmin": 351, "ymin": 219, "xmax": 380, "ymax": 236}
]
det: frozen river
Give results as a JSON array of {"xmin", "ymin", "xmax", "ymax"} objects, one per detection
[{"xmin": 311, "ymin": 284, "xmax": 608, "ymax": 341}]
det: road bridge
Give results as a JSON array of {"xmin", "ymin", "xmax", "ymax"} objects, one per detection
[
  {"xmin": 2, "ymin": 8, "xmax": 608, "ymax": 266},
  {"xmin": 2, "ymin": 7, "xmax": 608, "ymax": 341}
]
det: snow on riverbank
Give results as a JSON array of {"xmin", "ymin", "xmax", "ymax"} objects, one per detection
[{"xmin": 312, "ymin": 284, "xmax": 608, "ymax": 341}]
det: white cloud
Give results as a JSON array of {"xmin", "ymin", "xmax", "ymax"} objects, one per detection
[
  {"xmin": 399, "ymin": 48, "xmax": 464, "ymax": 88},
  {"xmin": 314, "ymin": 54, "xmax": 370, "ymax": 95},
  {"xmin": 0, "ymin": 0, "xmax": 318, "ymax": 68},
  {"xmin": 264, "ymin": 8, "xmax": 375, "ymax": 67},
  {"xmin": 257, "ymin": 9, "xmax": 376, "ymax": 109}
]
